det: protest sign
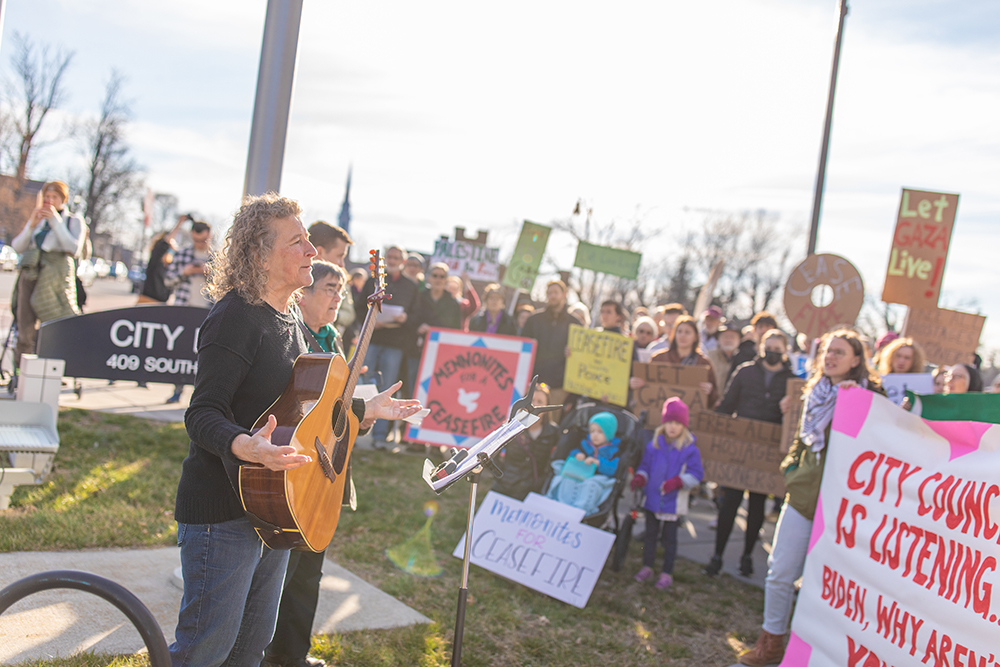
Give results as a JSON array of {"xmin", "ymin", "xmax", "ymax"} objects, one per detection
[
  {"xmin": 563, "ymin": 325, "xmax": 633, "ymax": 407},
  {"xmin": 573, "ymin": 241, "xmax": 641, "ymax": 281},
  {"xmin": 409, "ymin": 329, "xmax": 535, "ymax": 447},
  {"xmin": 631, "ymin": 362, "xmax": 710, "ymax": 428},
  {"xmin": 882, "ymin": 188, "xmax": 960, "ymax": 308},
  {"xmin": 783, "ymin": 389, "xmax": 1000, "ymax": 666},
  {"xmin": 881, "ymin": 372, "xmax": 934, "ymax": 406},
  {"xmin": 502, "ymin": 221, "xmax": 551, "ymax": 291},
  {"xmin": 902, "ymin": 306, "xmax": 985, "ymax": 367},
  {"xmin": 453, "ymin": 491, "xmax": 615, "ymax": 608},
  {"xmin": 781, "ymin": 378, "xmax": 807, "ymax": 453},
  {"xmin": 690, "ymin": 410, "xmax": 785, "ymax": 497},
  {"xmin": 431, "ymin": 237, "xmax": 501, "ymax": 282},
  {"xmin": 36, "ymin": 305, "xmax": 209, "ymax": 384},
  {"xmin": 783, "ymin": 253, "xmax": 865, "ymax": 340}
]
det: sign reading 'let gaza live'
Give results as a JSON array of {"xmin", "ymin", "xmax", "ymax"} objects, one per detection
[{"xmin": 37, "ymin": 305, "xmax": 210, "ymax": 384}]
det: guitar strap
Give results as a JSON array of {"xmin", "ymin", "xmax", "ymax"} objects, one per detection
[{"xmin": 294, "ymin": 315, "xmax": 358, "ymax": 511}]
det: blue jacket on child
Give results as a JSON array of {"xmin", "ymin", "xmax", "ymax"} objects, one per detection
[
  {"xmin": 569, "ymin": 437, "xmax": 621, "ymax": 477},
  {"xmin": 635, "ymin": 434, "xmax": 704, "ymax": 514}
]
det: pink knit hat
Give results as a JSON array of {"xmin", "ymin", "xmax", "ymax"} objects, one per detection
[{"xmin": 661, "ymin": 397, "xmax": 689, "ymax": 427}]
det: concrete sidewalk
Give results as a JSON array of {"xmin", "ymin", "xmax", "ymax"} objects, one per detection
[{"xmin": 0, "ymin": 548, "xmax": 431, "ymax": 663}]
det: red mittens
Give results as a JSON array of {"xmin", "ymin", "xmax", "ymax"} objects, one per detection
[{"xmin": 661, "ymin": 476, "xmax": 683, "ymax": 495}]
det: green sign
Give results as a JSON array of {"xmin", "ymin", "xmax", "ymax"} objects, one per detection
[
  {"xmin": 573, "ymin": 241, "xmax": 641, "ymax": 280},
  {"xmin": 502, "ymin": 221, "xmax": 551, "ymax": 291}
]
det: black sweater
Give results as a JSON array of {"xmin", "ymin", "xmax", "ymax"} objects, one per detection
[
  {"xmin": 520, "ymin": 307, "xmax": 575, "ymax": 388},
  {"xmin": 715, "ymin": 358, "xmax": 796, "ymax": 424},
  {"xmin": 175, "ymin": 292, "xmax": 365, "ymax": 524}
]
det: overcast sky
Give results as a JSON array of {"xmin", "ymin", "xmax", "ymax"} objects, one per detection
[{"xmin": 2, "ymin": 0, "xmax": 997, "ymax": 351}]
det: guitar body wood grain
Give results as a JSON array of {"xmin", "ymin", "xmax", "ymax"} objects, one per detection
[{"xmin": 239, "ymin": 353, "xmax": 358, "ymax": 551}]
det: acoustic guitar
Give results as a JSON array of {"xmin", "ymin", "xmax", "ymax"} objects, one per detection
[{"xmin": 239, "ymin": 250, "xmax": 387, "ymax": 551}]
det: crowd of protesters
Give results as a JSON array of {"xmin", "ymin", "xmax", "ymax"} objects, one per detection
[{"xmin": 13, "ymin": 193, "xmax": 995, "ymax": 667}]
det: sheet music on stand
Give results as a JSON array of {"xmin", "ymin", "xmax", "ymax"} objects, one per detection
[{"xmin": 422, "ymin": 409, "xmax": 539, "ymax": 494}]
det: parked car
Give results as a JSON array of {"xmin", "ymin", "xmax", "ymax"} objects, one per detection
[
  {"xmin": 0, "ymin": 245, "xmax": 18, "ymax": 271},
  {"xmin": 128, "ymin": 265, "xmax": 145, "ymax": 294},
  {"xmin": 93, "ymin": 258, "xmax": 111, "ymax": 279},
  {"xmin": 77, "ymin": 259, "xmax": 97, "ymax": 287}
]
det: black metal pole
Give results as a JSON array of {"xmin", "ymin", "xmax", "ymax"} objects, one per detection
[
  {"xmin": 0, "ymin": 570, "xmax": 171, "ymax": 666},
  {"xmin": 807, "ymin": 0, "xmax": 849, "ymax": 256},
  {"xmin": 451, "ymin": 467, "xmax": 482, "ymax": 667}
]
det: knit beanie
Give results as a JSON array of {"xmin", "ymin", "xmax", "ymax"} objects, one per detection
[
  {"xmin": 589, "ymin": 412, "xmax": 618, "ymax": 442},
  {"xmin": 661, "ymin": 397, "xmax": 689, "ymax": 427}
]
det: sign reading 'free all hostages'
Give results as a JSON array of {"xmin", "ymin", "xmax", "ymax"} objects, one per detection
[
  {"xmin": 430, "ymin": 238, "xmax": 501, "ymax": 282},
  {"xmin": 410, "ymin": 328, "xmax": 535, "ymax": 448},
  {"xmin": 784, "ymin": 390, "xmax": 1000, "ymax": 666},
  {"xmin": 882, "ymin": 188, "xmax": 960, "ymax": 309},
  {"xmin": 453, "ymin": 491, "xmax": 615, "ymax": 608},
  {"xmin": 37, "ymin": 305, "xmax": 210, "ymax": 385},
  {"xmin": 562, "ymin": 325, "xmax": 634, "ymax": 407}
]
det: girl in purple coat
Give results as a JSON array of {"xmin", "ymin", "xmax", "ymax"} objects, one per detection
[{"xmin": 630, "ymin": 397, "xmax": 704, "ymax": 590}]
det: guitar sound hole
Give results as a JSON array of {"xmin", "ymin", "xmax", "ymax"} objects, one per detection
[
  {"xmin": 331, "ymin": 399, "xmax": 346, "ymax": 439},
  {"xmin": 331, "ymin": 433, "xmax": 349, "ymax": 475}
]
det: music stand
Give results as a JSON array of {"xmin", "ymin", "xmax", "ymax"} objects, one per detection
[{"xmin": 421, "ymin": 376, "xmax": 561, "ymax": 667}]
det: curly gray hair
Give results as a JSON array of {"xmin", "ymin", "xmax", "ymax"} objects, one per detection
[{"xmin": 205, "ymin": 193, "xmax": 302, "ymax": 305}]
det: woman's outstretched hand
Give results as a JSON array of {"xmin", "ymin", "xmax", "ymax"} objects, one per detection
[
  {"xmin": 361, "ymin": 381, "xmax": 422, "ymax": 430},
  {"xmin": 231, "ymin": 414, "xmax": 312, "ymax": 471}
]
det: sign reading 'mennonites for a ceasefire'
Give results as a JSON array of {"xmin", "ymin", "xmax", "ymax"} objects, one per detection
[
  {"xmin": 410, "ymin": 329, "xmax": 535, "ymax": 448},
  {"xmin": 453, "ymin": 491, "xmax": 615, "ymax": 608},
  {"xmin": 573, "ymin": 241, "xmax": 642, "ymax": 281},
  {"xmin": 37, "ymin": 305, "xmax": 209, "ymax": 385},
  {"xmin": 784, "ymin": 389, "xmax": 1000, "ymax": 666},
  {"xmin": 562, "ymin": 325, "xmax": 633, "ymax": 407},
  {"xmin": 431, "ymin": 237, "xmax": 501, "ymax": 282},
  {"xmin": 502, "ymin": 221, "xmax": 551, "ymax": 291},
  {"xmin": 882, "ymin": 188, "xmax": 960, "ymax": 309},
  {"xmin": 690, "ymin": 410, "xmax": 785, "ymax": 497},
  {"xmin": 902, "ymin": 306, "xmax": 985, "ymax": 368},
  {"xmin": 631, "ymin": 362, "xmax": 710, "ymax": 428}
]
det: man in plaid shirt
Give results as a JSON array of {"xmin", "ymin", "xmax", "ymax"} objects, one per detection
[{"xmin": 165, "ymin": 220, "xmax": 213, "ymax": 402}]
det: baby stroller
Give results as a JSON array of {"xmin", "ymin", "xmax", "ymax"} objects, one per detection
[{"xmin": 540, "ymin": 400, "xmax": 644, "ymax": 530}]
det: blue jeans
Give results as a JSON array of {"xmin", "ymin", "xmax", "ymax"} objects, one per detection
[
  {"xmin": 169, "ymin": 517, "xmax": 290, "ymax": 667},
  {"xmin": 363, "ymin": 343, "xmax": 404, "ymax": 441}
]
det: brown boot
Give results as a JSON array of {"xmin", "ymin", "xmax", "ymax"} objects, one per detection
[{"xmin": 738, "ymin": 630, "xmax": 786, "ymax": 666}]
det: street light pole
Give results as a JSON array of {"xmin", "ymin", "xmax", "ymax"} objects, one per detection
[
  {"xmin": 806, "ymin": 0, "xmax": 849, "ymax": 256},
  {"xmin": 243, "ymin": 0, "xmax": 303, "ymax": 197}
]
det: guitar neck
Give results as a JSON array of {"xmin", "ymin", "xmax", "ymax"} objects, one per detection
[{"xmin": 345, "ymin": 300, "xmax": 380, "ymax": 400}]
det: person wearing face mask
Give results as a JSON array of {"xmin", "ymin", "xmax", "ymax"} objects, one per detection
[
  {"xmin": 704, "ymin": 330, "xmax": 797, "ymax": 579},
  {"xmin": 707, "ymin": 326, "xmax": 742, "ymax": 392}
]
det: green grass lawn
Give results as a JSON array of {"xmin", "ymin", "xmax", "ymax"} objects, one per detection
[{"xmin": 1, "ymin": 410, "xmax": 763, "ymax": 666}]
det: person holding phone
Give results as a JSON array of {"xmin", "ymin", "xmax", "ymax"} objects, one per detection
[{"xmin": 165, "ymin": 217, "xmax": 214, "ymax": 403}]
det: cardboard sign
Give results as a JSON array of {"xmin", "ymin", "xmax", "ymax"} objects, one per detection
[
  {"xmin": 453, "ymin": 491, "xmax": 615, "ymax": 608},
  {"xmin": 780, "ymin": 378, "xmax": 807, "ymax": 453},
  {"xmin": 502, "ymin": 221, "xmax": 551, "ymax": 291},
  {"xmin": 632, "ymin": 362, "xmax": 712, "ymax": 428},
  {"xmin": 573, "ymin": 241, "xmax": 641, "ymax": 281},
  {"xmin": 784, "ymin": 253, "xmax": 865, "ymax": 340},
  {"xmin": 36, "ymin": 305, "xmax": 209, "ymax": 384},
  {"xmin": 431, "ymin": 238, "xmax": 501, "ymax": 282},
  {"xmin": 881, "ymin": 188, "xmax": 960, "ymax": 308},
  {"xmin": 881, "ymin": 372, "xmax": 934, "ymax": 406},
  {"xmin": 409, "ymin": 329, "xmax": 535, "ymax": 447},
  {"xmin": 785, "ymin": 389, "xmax": 1000, "ymax": 666},
  {"xmin": 562, "ymin": 325, "xmax": 634, "ymax": 407},
  {"xmin": 689, "ymin": 410, "xmax": 785, "ymax": 497},
  {"xmin": 902, "ymin": 306, "xmax": 985, "ymax": 367}
]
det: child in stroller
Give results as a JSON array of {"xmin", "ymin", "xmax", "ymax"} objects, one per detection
[
  {"xmin": 630, "ymin": 397, "xmax": 704, "ymax": 590},
  {"xmin": 545, "ymin": 411, "xmax": 620, "ymax": 515}
]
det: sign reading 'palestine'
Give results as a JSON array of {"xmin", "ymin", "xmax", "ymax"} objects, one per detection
[{"xmin": 882, "ymin": 188, "xmax": 959, "ymax": 309}]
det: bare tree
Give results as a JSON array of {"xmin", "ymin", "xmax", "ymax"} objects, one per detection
[
  {"xmin": 4, "ymin": 32, "xmax": 74, "ymax": 179},
  {"xmin": 73, "ymin": 70, "xmax": 144, "ymax": 237}
]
